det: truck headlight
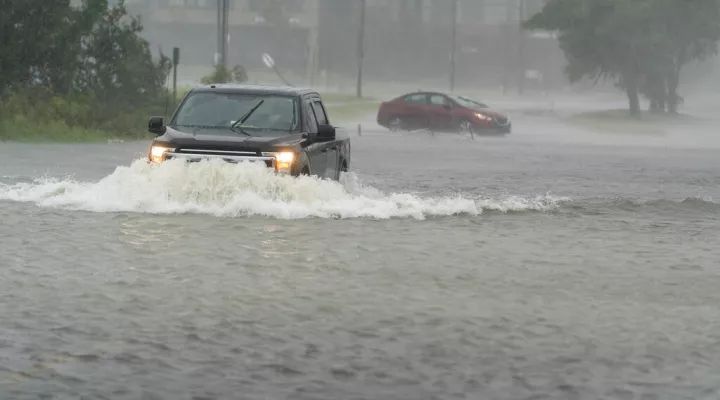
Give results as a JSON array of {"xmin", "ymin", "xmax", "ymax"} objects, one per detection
[
  {"xmin": 262, "ymin": 151, "xmax": 295, "ymax": 173},
  {"xmin": 275, "ymin": 151, "xmax": 294, "ymax": 172},
  {"xmin": 275, "ymin": 152, "xmax": 294, "ymax": 163},
  {"xmin": 150, "ymin": 145, "xmax": 174, "ymax": 164}
]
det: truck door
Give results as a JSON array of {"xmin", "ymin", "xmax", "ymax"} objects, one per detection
[
  {"xmin": 311, "ymin": 99, "xmax": 338, "ymax": 178},
  {"xmin": 304, "ymin": 98, "xmax": 326, "ymax": 177}
]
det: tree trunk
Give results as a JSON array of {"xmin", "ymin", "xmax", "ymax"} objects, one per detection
[
  {"xmin": 625, "ymin": 74, "xmax": 641, "ymax": 117},
  {"xmin": 644, "ymin": 72, "xmax": 666, "ymax": 114},
  {"xmin": 657, "ymin": 75, "xmax": 667, "ymax": 113},
  {"xmin": 666, "ymin": 69, "xmax": 680, "ymax": 114},
  {"xmin": 649, "ymin": 98, "xmax": 659, "ymax": 113}
]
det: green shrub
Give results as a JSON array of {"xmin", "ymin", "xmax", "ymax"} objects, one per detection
[
  {"xmin": 0, "ymin": 0, "xmax": 172, "ymax": 142},
  {"xmin": 200, "ymin": 64, "xmax": 249, "ymax": 85},
  {"xmin": 0, "ymin": 115, "xmax": 108, "ymax": 142},
  {"xmin": 0, "ymin": 87, "xmax": 170, "ymax": 142}
]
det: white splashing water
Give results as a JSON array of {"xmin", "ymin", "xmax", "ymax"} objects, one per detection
[{"xmin": 0, "ymin": 158, "xmax": 567, "ymax": 219}]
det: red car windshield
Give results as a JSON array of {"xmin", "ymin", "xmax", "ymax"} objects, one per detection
[{"xmin": 448, "ymin": 94, "xmax": 489, "ymax": 109}]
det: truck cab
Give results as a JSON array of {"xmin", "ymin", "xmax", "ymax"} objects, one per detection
[{"xmin": 146, "ymin": 84, "xmax": 351, "ymax": 180}]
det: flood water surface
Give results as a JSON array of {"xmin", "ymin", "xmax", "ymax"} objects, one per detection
[{"xmin": 1, "ymin": 113, "xmax": 719, "ymax": 400}]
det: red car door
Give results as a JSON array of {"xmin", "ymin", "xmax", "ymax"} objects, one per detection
[
  {"xmin": 425, "ymin": 93, "xmax": 454, "ymax": 131},
  {"xmin": 396, "ymin": 93, "xmax": 430, "ymax": 130}
]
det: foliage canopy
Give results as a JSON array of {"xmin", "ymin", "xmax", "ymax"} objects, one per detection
[
  {"xmin": 525, "ymin": 0, "xmax": 720, "ymax": 116},
  {"xmin": 0, "ymin": 0, "xmax": 172, "ymax": 139}
]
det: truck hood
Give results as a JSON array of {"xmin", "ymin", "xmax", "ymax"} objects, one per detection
[{"xmin": 157, "ymin": 125, "xmax": 306, "ymax": 150}]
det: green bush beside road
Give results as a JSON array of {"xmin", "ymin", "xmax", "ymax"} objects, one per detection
[
  {"xmin": 0, "ymin": 89, "xmax": 379, "ymax": 143},
  {"xmin": 0, "ymin": 0, "xmax": 170, "ymax": 143},
  {"xmin": 0, "ymin": 89, "xmax": 170, "ymax": 142}
]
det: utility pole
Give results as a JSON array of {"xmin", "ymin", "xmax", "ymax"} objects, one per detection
[
  {"xmin": 216, "ymin": 0, "xmax": 229, "ymax": 68},
  {"xmin": 305, "ymin": 0, "xmax": 319, "ymax": 86},
  {"xmin": 222, "ymin": 0, "xmax": 229, "ymax": 68},
  {"xmin": 216, "ymin": 0, "xmax": 222, "ymax": 67},
  {"xmin": 356, "ymin": 0, "xmax": 366, "ymax": 98},
  {"xmin": 172, "ymin": 47, "xmax": 179, "ymax": 104},
  {"xmin": 517, "ymin": 0, "xmax": 526, "ymax": 95},
  {"xmin": 450, "ymin": 0, "xmax": 458, "ymax": 92}
]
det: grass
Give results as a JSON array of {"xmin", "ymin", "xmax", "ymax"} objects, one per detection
[
  {"xmin": 0, "ymin": 116, "xmax": 119, "ymax": 143},
  {"xmin": 326, "ymin": 102, "xmax": 379, "ymax": 122},
  {"xmin": 320, "ymin": 92, "xmax": 372, "ymax": 104},
  {"xmin": 324, "ymin": 94, "xmax": 379, "ymax": 122},
  {"xmin": 164, "ymin": 89, "xmax": 380, "ymax": 125},
  {"xmin": 566, "ymin": 109, "xmax": 696, "ymax": 135},
  {"xmin": 0, "ymin": 88, "xmax": 170, "ymax": 143},
  {"xmin": 0, "ymin": 91, "xmax": 379, "ymax": 143}
]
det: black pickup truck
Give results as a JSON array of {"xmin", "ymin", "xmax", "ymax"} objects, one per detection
[{"xmin": 146, "ymin": 84, "xmax": 351, "ymax": 180}]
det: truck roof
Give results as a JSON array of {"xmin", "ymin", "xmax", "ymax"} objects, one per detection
[{"xmin": 191, "ymin": 83, "xmax": 317, "ymax": 97}]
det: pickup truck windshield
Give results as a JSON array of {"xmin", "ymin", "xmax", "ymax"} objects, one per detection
[{"xmin": 172, "ymin": 92, "xmax": 299, "ymax": 133}]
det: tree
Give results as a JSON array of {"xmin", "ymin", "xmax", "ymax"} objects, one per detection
[
  {"xmin": 650, "ymin": 0, "xmax": 720, "ymax": 113},
  {"xmin": 0, "ymin": 0, "xmax": 173, "ymax": 139},
  {"xmin": 74, "ymin": 0, "xmax": 171, "ymax": 103},
  {"xmin": 0, "ymin": 0, "xmax": 83, "ymax": 94},
  {"xmin": 524, "ymin": 0, "xmax": 720, "ymax": 117},
  {"xmin": 0, "ymin": 0, "xmax": 170, "ymax": 102}
]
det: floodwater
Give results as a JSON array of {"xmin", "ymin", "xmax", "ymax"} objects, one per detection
[{"xmin": 1, "ymin": 98, "xmax": 720, "ymax": 400}]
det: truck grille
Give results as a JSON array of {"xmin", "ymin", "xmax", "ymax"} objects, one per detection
[
  {"xmin": 164, "ymin": 149, "xmax": 276, "ymax": 168},
  {"xmin": 174, "ymin": 148, "xmax": 260, "ymax": 157}
]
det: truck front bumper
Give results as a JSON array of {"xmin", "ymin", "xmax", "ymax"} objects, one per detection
[{"xmin": 157, "ymin": 152, "xmax": 294, "ymax": 174}]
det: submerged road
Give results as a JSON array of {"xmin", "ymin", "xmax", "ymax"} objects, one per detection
[{"xmin": 1, "ymin": 97, "xmax": 719, "ymax": 400}]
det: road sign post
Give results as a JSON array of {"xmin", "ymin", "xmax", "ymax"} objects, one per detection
[
  {"xmin": 450, "ymin": 0, "xmax": 457, "ymax": 92},
  {"xmin": 262, "ymin": 53, "xmax": 293, "ymax": 86},
  {"xmin": 216, "ymin": 0, "xmax": 229, "ymax": 68},
  {"xmin": 356, "ymin": 0, "xmax": 366, "ymax": 99},
  {"xmin": 172, "ymin": 47, "xmax": 179, "ymax": 104}
]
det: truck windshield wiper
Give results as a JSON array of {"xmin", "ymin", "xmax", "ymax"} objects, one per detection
[
  {"xmin": 231, "ymin": 99, "xmax": 264, "ymax": 130},
  {"xmin": 229, "ymin": 126, "xmax": 253, "ymax": 136}
]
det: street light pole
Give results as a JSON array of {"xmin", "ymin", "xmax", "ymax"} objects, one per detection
[
  {"xmin": 216, "ymin": 0, "xmax": 222, "ymax": 66},
  {"xmin": 216, "ymin": 0, "xmax": 229, "ymax": 68},
  {"xmin": 517, "ymin": 0, "xmax": 525, "ymax": 95},
  {"xmin": 356, "ymin": 0, "xmax": 366, "ymax": 98},
  {"xmin": 222, "ymin": 0, "xmax": 229, "ymax": 68},
  {"xmin": 450, "ymin": 0, "xmax": 458, "ymax": 92}
]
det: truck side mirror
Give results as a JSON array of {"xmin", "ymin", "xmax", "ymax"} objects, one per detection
[
  {"xmin": 316, "ymin": 124, "xmax": 335, "ymax": 141},
  {"xmin": 148, "ymin": 116, "xmax": 166, "ymax": 135}
]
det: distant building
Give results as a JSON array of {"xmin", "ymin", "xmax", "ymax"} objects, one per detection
[
  {"xmin": 132, "ymin": 0, "xmax": 317, "ymax": 28},
  {"xmin": 314, "ymin": 0, "xmax": 561, "ymax": 90},
  {"xmin": 123, "ymin": 0, "xmax": 320, "ymax": 77},
  {"xmin": 118, "ymin": 0, "xmax": 562, "ymax": 90}
]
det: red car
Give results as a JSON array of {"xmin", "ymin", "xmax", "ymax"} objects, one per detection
[{"xmin": 376, "ymin": 91, "xmax": 511, "ymax": 134}]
